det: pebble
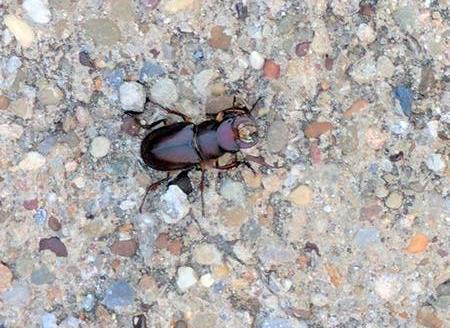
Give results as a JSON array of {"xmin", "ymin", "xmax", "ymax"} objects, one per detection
[
  {"xmin": 394, "ymin": 6, "xmax": 418, "ymax": 33},
  {"xmin": 258, "ymin": 240, "xmax": 296, "ymax": 267},
  {"xmin": 416, "ymin": 306, "xmax": 443, "ymax": 328},
  {"xmin": 406, "ymin": 233, "xmax": 429, "ymax": 254},
  {"xmin": 119, "ymin": 82, "xmax": 146, "ymax": 112},
  {"xmin": 220, "ymin": 179, "xmax": 245, "ymax": 204},
  {"xmin": 354, "ymin": 228, "xmax": 380, "ymax": 249},
  {"xmin": 425, "ymin": 154, "xmax": 446, "ymax": 174},
  {"xmin": 343, "ymin": 99, "xmax": 369, "ymax": 118},
  {"xmin": 89, "ymin": 136, "xmax": 111, "ymax": 158},
  {"xmin": 263, "ymin": 59, "xmax": 281, "ymax": 79},
  {"xmin": 0, "ymin": 283, "xmax": 31, "ymax": 308},
  {"xmin": 105, "ymin": 68, "xmax": 125, "ymax": 88},
  {"xmin": 311, "ymin": 24, "xmax": 331, "ymax": 55},
  {"xmin": 48, "ymin": 216, "xmax": 62, "ymax": 231},
  {"xmin": 304, "ymin": 121, "xmax": 333, "ymax": 138},
  {"xmin": 38, "ymin": 85, "xmax": 63, "ymax": 106},
  {"xmin": 295, "ymin": 42, "xmax": 310, "ymax": 57},
  {"xmin": 0, "ymin": 123, "xmax": 24, "ymax": 140},
  {"xmin": 374, "ymin": 274, "xmax": 402, "ymax": 300},
  {"xmin": 23, "ymin": 0, "xmax": 51, "ymax": 24},
  {"xmin": 208, "ymin": 26, "xmax": 231, "ymax": 50},
  {"xmin": 39, "ymin": 236, "xmax": 68, "ymax": 257},
  {"xmin": 366, "ymin": 128, "xmax": 386, "ymax": 150},
  {"xmin": 193, "ymin": 243, "xmax": 222, "ymax": 266},
  {"xmin": 356, "ymin": 23, "xmax": 376, "ymax": 44},
  {"xmin": 103, "ymin": 281, "xmax": 134, "ymax": 310},
  {"xmin": 389, "ymin": 120, "xmax": 409, "ymax": 135},
  {"xmin": 376, "ymin": 56, "xmax": 395, "ymax": 79},
  {"xmin": 288, "ymin": 185, "xmax": 313, "ymax": 207},
  {"xmin": 0, "ymin": 263, "xmax": 13, "ymax": 293},
  {"xmin": 193, "ymin": 69, "xmax": 217, "ymax": 98},
  {"xmin": 160, "ymin": 185, "xmax": 190, "ymax": 224},
  {"xmin": 9, "ymin": 98, "xmax": 33, "ymax": 120},
  {"xmin": 31, "ymin": 265, "xmax": 56, "ymax": 285},
  {"xmin": 150, "ymin": 78, "xmax": 178, "ymax": 107},
  {"xmin": 0, "ymin": 95, "xmax": 10, "ymax": 110},
  {"xmin": 164, "ymin": 0, "xmax": 197, "ymax": 13},
  {"xmin": 394, "ymin": 85, "xmax": 413, "ymax": 118},
  {"xmin": 385, "ymin": 192, "xmax": 403, "ymax": 209},
  {"xmin": 249, "ymin": 51, "xmax": 264, "ymax": 70},
  {"xmin": 110, "ymin": 239, "xmax": 139, "ymax": 257},
  {"xmin": 311, "ymin": 293, "xmax": 329, "ymax": 307},
  {"xmin": 266, "ymin": 120, "xmax": 289, "ymax": 153},
  {"xmin": 84, "ymin": 18, "xmax": 121, "ymax": 46},
  {"xmin": 4, "ymin": 15, "xmax": 35, "ymax": 48},
  {"xmin": 18, "ymin": 151, "xmax": 46, "ymax": 171},
  {"xmin": 176, "ymin": 266, "xmax": 197, "ymax": 291},
  {"xmin": 40, "ymin": 313, "xmax": 57, "ymax": 328},
  {"xmin": 350, "ymin": 55, "xmax": 377, "ymax": 84},
  {"xmin": 82, "ymin": 294, "xmax": 96, "ymax": 311},
  {"xmin": 140, "ymin": 61, "xmax": 165, "ymax": 81},
  {"xmin": 200, "ymin": 274, "xmax": 214, "ymax": 288}
]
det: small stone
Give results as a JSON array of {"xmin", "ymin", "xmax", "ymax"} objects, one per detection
[
  {"xmin": 344, "ymin": 99, "xmax": 369, "ymax": 118},
  {"xmin": 394, "ymin": 6, "xmax": 418, "ymax": 33},
  {"xmin": 416, "ymin": 306, "xmax": 443, "ymax": 328},
  {"xmin": 160, "ymin": 185, "xmax": 190, "ymax": 224},
  {"xmin": 193, "ymin": 243, "xmax": 222, "ymax": 265},
  {"xmin": 376, "ymin": 56, "xmax": 395, "ymax": 79},
  {"xmin": 48, "ymin": 216, "xmax": 62, "ymax": 231},
  {"xmin": 34, "ymin": 208, "xmax": 48, "ymax": 225},
  {"xmin": 19, "ymin": 152, "xmax": 46, "ymax": 171},
  {"xmin": 83, "ymin": 294, "xmax": 96, "ymax": 311},
  {"xmin": 311, "ymin": 25, "xmax": 331, "ymax": 55},
  {"xmin": 0, "ymin": 263, "xmax": 13, "ymax": 293},
  {"xmin": 0, "ymin": 95, "xmax": 10, "ymax": 110},
  {"xmin": 38, "ymin": 86, "xmax": 63, "ymax": 106},
  {"xmin": 111, "ymin": 239, "xmax": 139, "ymax": 257},
  {"xmin": 84, "ymin": 18, "xmax": 121, "ymax": 46},
  {"xmin": 311, "ymin": 293, "xmax": 329, "ymax": 307},
  {"xmin": 4, "ymin": 15, "xmax": 35, "ymax": 48},
  {"xmin": 356, "ymin": 23, "xmax": 376, "ymax": 44},
  {"xmin": 200, "ymin": 274, "xmax": 214, "ymax": 288},
  {"xmin": 103, "ymin": 281, "xmax": 134, "ymax": 310},
  {"xmin": 193, "ymin": 69, "xmax": 218, "ymax": 98},
  {"xmin": 350, "ymin": 55, "xmax": 377, "ymax": 84},
  {"xmin": 425, "ymin": 154, "xmax": 446, "ymax": 174},
  {"xmin": 366, "ymin": 128, "xmax": 386, "ymax": 150},
  {"xmin": 385, "ymin": 192, "xmax": 403, "ymax": 209},
  {"xmin": 208, "ymin": 26, "xmax": 231, "ymax": 50},
  {"xmin": 31, "ymin": 265, "xmax": 55, "ymax": 285},
  {"xmin": 258, "ymin": 240, "xmax": 296, "ymax": 267},
  {"xmin": 374, "ymin": 274, "xmax": 402, "ymax": 301},
  {"xmin": 90, "ymin": 136, "xmax": 111, "ymax": 158},
  {"xmin": 0, "ymin": 123, "xmax": 24, "ymax": 140},
  {"xmin": 220, "ymin": 179, "xmax": 245, "ymax": 204},
  {"xmin": 23, "ymin": 0, "xmax": 51, "ymax": 24},
  {"xmin": 266, "ymin": 120, "xmax": 289, "ymax": 153},
  {"xmin": 119, "ymin": 82, "xmax": 146, "ymax": 112},
  {"xmin": 304, "ymin": 121, "xmax": 333, "ymax": 138},
  {"xmin": 406, "ymin": 233, "xmax": 429, "ymax": 254},
  {"xmin": 359, "ymin": 3, "xmax": 375, "ymax": 16},
  {"xmin": 40, "ymin": 313, "xmax": 57, "ymax": 328},
  {"xmin": 249, "ymin": 51, "xmax": 264, "ymax": 70},
  {"xmin": 354, "ymin": 228, "xmax": 380, "ymax": 249},
  {"xmin": 288, "ymin": 185, "xmax": 313, "ymax": 207},
  {"xmin": 121, "ymin": 116, "xmax": 140, "ymax": 136},
  {"xmin": 176, "ymin": 266, "xmax": 197, "ymax": 291},
  {"xmin": 419, "ymin": 67, "xmax": 435, "ymax": 95},
  {"xmin": 260, "ymin": 317, "xmax": 293, "ymax": 328},
  {"xmin": 164, "ymin": 0, "xmax": 197, "ymax": 13},
  {"xmin": 263, "ymin": 59, "xmax": 281, "ymax": 79},
  {"xmin": 295, "ymin": 41, "xmax": 310, "ymax": 57},
  {"xmin": 394, "ymin": 86, "xmax": 413, "ymax": 118},
  {"xmin": 150, "ymin": 78, "xmax": 178, "ymax": 107},
  {"xmin": 39, "ymin": 236, "xmax": 68, "ymax": 257},
  {"xmin": 140, "ymin": 61, "xmax": 165, "ymax": 81},
  {"xmin": 141, "ymin": 0, "xmax": 161, "ymax": 9},
  {"xmin": 9, "ymin": 98, "xmax": 33, "ymax": 119}
]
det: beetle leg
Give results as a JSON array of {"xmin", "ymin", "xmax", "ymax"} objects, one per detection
[
  {"xmin": 250, "ymin": 96, "xmax": 263, "ymax": 112},
  {"xmin": 139, "ymin": 119, "xmax": 167, "ymax": 130},
  {"xmin": 146, "ymin": 98, "xmax": 191, "ymax": 122},
  {"xmin": 243, "ymin": 154, "xmax": 282, "ymax": 168},
  {"xmin": 200, "ymin": 169, "xmax": 206, "ymax": 217},
  {"xmin": 139, "ymin": 173, "xmax": 170, "ymax": 213}
]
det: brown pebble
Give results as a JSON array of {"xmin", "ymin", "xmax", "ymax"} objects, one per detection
[
  {"xmin": 0, "ymin": 95, "xmax": 10, "ymax": 110},
  {"xmin": 343, "ymin": 99, "xmax": 369, "ymax": 118},
  {"xmin": 39, "ymin": 236, "xmax": 68, "ymax": 257},
  {"xmin": 48, "ymin": 216, "xmax": 62, "ymax": 231},
  {"xmin": 263, "ymin": 59, "xmax": 281, "ymax": 79},
  {"xmin": 168, "ymin": 239, "xmax": 183, "ymax": 256},
  {"xmin": 359, "ymin": 3, "xmax": 376, "ymax": 17},
  {"xmin": 111, "ymin": 239, "xmax": 139, "ymax": 257},
  {"xmin": 155, "ymin": 233, "xmax": 170, "ymax": 249},
  {"xmin": 208, "ymin": 26, "xmax": 231, "ymax": 50},
  {"xmin": 0, "ymin": 263, "xmax": 13, "ymax": 293},
  {"xmin": 324, "ymin": 55, "xmax": 333, "ymax": 70},
  {"xmin": 23, "ymin": 198, "xmax": 38, "ymax": 210},
  {"xmin": 295, "ymin": 42, "xmax": 310, "ymax": 57},
  {"xmin": 121, "ymin": 116, "xmax": 140, "ymax": 136},
  {"xmin": 304, "ymin": 121, "xmax": 333, "ymax": 138}
]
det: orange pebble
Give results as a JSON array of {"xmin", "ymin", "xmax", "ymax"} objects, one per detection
[{"xmin": 406, "ymin": 233, "xmax": 429, "ymax": 253}]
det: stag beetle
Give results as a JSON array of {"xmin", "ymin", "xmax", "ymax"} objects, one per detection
[{"xmin": 125, "ymin": 94, "xmax": 275, "ymax": 214}]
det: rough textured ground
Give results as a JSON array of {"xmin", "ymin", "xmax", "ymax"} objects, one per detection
[{"xmin": 0, "ymin": 0, "xmax": 449, "ymax": 327}]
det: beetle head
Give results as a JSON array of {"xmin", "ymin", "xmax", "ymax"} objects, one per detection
[{"xmin": 217, "ymin": 113, "xmax": 258, "ymax": 151}]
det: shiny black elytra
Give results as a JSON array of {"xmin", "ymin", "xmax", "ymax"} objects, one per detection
[{"xmin": 125, "ymin": 96, "xmax": 274, "ymax": 214}]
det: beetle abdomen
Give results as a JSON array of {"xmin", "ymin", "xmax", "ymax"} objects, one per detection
[{"xmin": 141, "ymin": 122, "xmax": 200, "ymax": 171}]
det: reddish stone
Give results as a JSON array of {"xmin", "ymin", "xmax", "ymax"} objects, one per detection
[
  {"xmin": 155, "ymin": 233, "xmax": 170, "ymax": 249},
  {"xmin": 0, "ymin": 95, "xmax": 10, "ymax": 110},
  {"xmin": 304, "ymin": 121, "xmax": 333, "ymax": 138},
  {"xmin": 48, "ymin": 216, "xmax": 62, "ymax": 231},
  {"xmin": 168, "ymin": 239, "xmax": 183, "ymax": 256},
  {"xmin": 295, "ymin": 42, "xmax": 310, "ymax": 57},
  {"xmin": 39, "ymin": 236, "xmax": 68, "ymax": 257},
  {"xmin": 325, "ymin": 55, "xmax": 333, "ymax": 71},
  {"xmin": 360, "ymin": 3, "xmax": 376, "ymax": 17},
  {"xmin": 208, "ymin": 26, "xmax": 231, "ymax": 50},
  {"xmin": 263, "ymin": 59, "xmax": 280, "ymax": 79},
  {"xmin": 23, "ymin": 198, "xmax": 38, "ymax": 210},
  {"xmin": 110, "ymin": 239, "xmax": 139, "ymax": 257},
  {"xmin": 343, "ymin": 99, "xmax": 369, "ymax": 118},
  {"xmin": 309, "ymin": 142, "xmax": 322, "ymax": 165}
]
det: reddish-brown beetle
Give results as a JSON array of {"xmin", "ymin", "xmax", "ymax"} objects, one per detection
[{"xmin": 126, "ymin": 95, "xmax": 274, "ymax": 214}]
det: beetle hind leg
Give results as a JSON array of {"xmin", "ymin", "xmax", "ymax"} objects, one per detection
[{"xmin": 139, "ymin": 173, "xmax": 170, "ymax": 213}]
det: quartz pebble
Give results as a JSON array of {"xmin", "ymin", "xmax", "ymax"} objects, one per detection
[
  {"xmin": 374, "ymin": 274, "xmax": 401, "ymax": 300},
  {"xmin": 4, "ymin": 15, "xmax": 35, "ymax": 48},
  {"xmin": 23, "ymin": 0, "xmax": 51, "ymax": 24},
  {"xmin": 119, "ymin": 82, "xmax": 146, "ymax": 112},
  {"xmin": 176, "ymin": 266, "xmax": 197, "ymax": 291},
  {"xmin": 19, "ymin": 152, "xmax": 46, "ymax": 171},
  {"xmin": 249, "ymin": 51, "xmax": 264, "ymax": 69},
  {"xmin": 160, "ymin": 185, "xmax": 190, "ymax": 224},
  {"xmin": 356, "ymin": 23, "xmax": 376, "ymax": 44},
  {"xmin": 200, "ymin": 274, "xmax": 214, "ymax": 287},
  {"xmin": 90, "ymin": 136, "xmax": 111, "ymax": 158}
]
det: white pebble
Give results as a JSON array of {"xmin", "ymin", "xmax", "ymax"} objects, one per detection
[
  {"xmin": 119, "ymin": 82, "xmax": 145, "ymax": 112},
  {"xmin": 200, "ymin": 274, "xmax": 214, "ymax": 288},
  {"xmin": 23, "ymin": 0, "xmax": 51, "ymax": 24},
  {"xmin": 249, "ymin": 51, "xmax": 264, "ymax": 70},
  {"xmin": 374, "ymin": 274, "xmax": 402, "ymax": 300},
  {"xmin": 4, "ymin": 15, "xmax": 35, "ymax": 48},
  {"xmin": 176, "ymin": 266, "xmax": 197, "ymax": 291},
  {"xmin": 356, "ymin": 23, "xmax": 376, "ymax": 44},
  {"xmin": 89, "ymin": 136, "xmax": 111, "ymax": 158},
  {"xmin": 19, "ymin": 151, "xmax": 46, "ymax": 171},
  {"xmin": 160, "ymin": 185, "xmax": 190, "ymax": 224},
  {"xmin": 426, "ymin": 154, "xmax": 446, "ymax": 174},
  {"xmin": 0, "ymin": 123, "xmax": 24, "ymax": 140},
  {"xmin": 150, "ymin": 78, "xmax": 178, "ymax": 108}
]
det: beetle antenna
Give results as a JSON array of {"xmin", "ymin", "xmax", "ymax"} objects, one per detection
[{"xmin": 250, "ymin": 96, "xmax": 263, "ymax": 113}]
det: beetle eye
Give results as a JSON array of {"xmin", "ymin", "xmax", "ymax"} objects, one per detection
[{"xmin": 237, "ymin": 123, "xmax": 258, "ymax": 144}]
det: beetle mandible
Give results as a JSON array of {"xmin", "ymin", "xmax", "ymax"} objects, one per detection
[{"xmin": 125, "ymin": 93, "xmax": 275, "ymax": 214}]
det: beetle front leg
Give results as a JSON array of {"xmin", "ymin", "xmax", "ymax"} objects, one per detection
[{"xmin": 146, "ymin": 98, "xmax": 191, "ymax": 122}]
